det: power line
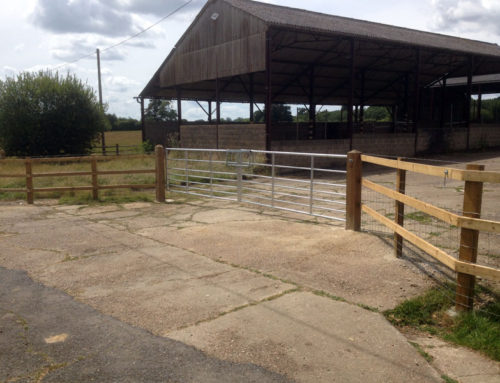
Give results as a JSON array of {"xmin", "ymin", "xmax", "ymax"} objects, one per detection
[
  {"xmin": 101, "ymin": 0, "xmax": 193, "ymax": 54},
  {"xmin": 50, "ymin": 0, "xmax": 193, "ymax": 72}
]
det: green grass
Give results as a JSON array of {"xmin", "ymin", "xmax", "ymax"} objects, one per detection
[
  {"xmin": 409, "ymin": 341, "xmax": 433, "ymax": 362},
  {"xmin": 405, "ymin": 211, "xmax": 432, "ymax": 224},
  {"xmin": 91, "ymin": 130, "xmax": 144, "ymax": 155},
  {"xmin": 385, "ymin": 287, "xmax": 451, "ymax": 327},
  {"xmin": 441, "ymin": 375, "xmax": 459, "ymax": 383},
  {"xmin": 385, "ymin": 286, "xmax": 500, "ymax": 361},
  {"xmin": 444, "ymin": 300, "xmax": 500, "ymax": 361},
  {"xmin": 104, "ymin": 130, "xmax": 142, "ymax": 146},
  {"xmin": 0, "ymin": 156, "xmax": 157, "ymax": 204}
]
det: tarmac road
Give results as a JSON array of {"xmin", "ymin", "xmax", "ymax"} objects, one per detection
[{"xmin": 0, "ymin": 267, "xmax": 291, "ymax": 383}]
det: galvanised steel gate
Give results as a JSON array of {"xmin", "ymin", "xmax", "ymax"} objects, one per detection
[{"xmin": 166, "ymin": 148, "xmax": 348, "ymax": 222}]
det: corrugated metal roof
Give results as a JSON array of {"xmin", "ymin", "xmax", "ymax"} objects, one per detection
[{"xmin": 224, "ymin": 0, "xmax": 500, "ymax": 57}]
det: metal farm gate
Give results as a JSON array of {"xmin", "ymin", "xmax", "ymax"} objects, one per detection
[{"xmin": 166, "ymin": 148, "xmax": 348, "ymax": 222}]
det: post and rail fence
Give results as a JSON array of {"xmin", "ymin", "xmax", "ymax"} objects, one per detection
[
  {"xmin": 2, "ymin": 145, "xmax": 499, "ymax": 310},
  {"xmin": 0, "ymin": 145, "xmax": 166, "ymax": 204},
  {"xmin": 91, "ymin": 144, "xmax": 145, "ymax": 156},
  {"xmin": 345, "ymin": 150, "xmax": 500, "ymax": 311}
]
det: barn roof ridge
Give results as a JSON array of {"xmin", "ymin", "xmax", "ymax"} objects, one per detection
[{"xmin": 223, "ymin": 0, "xmax": 500, "ymax": 57}]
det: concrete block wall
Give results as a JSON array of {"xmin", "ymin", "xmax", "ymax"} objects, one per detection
[
  {"xmin": 469, "ymin": 124, "xmax": 500, "ymax": 149},
  {"xmin": 218, "ymin": 124, "xmax": 266, "ymax": 149},
  {"xmin": 179, "ymin": 124, "xmax": 500, "ymax": 167},
  {"xmin": 144, "ymin": 121, "xmax": 178, "ymax": 146},
  {"xmin": 271, "ymin": 133, "xmax": 418, "ymax": 167},
  {"xmin": 180, "ymin": 125, "xmax": 217, "ymax": 148},
  {"xmin": 352, "ymin": 133, "xmax": 416, "ymax": 157},
  {"xmin": 180, "ymin": 124, "xmax": 266, "ymax": 150}
]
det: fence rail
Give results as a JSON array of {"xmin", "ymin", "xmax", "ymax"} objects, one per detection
[
  {"xmin": 0, "ymin": 148, "xmax": 166, "ymax": 204},
  {"xmin": 91, "ymin": 144, "xmax": 144, "ymax": 155},
  {"xmin": 353, "ymin": 152, "xmax": 500, "ymax": 311}
]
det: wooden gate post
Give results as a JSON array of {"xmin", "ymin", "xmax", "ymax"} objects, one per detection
[
  {"xmin": 91, "ymin": 158, "xmax": 99, "ymax": 201},
  {"xmin": 456, "ymin": 163, "xmax": 484, "ymax": 311},
  {"xmin": 25, "ymin": 158, "xmax": 34, "ymax": 204},
  {"xmin": 346, "ymin": 150, "xmax": 362, "ymax": 231},
  {"xmin": 394, "ymin": 159, "xmax": 407, "ymax": 257},
  {"xmin": 155, "ymin": 145, "xmax": 166, "ymax": 203}
]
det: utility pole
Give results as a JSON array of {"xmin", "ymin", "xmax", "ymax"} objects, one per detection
[{"xmin": 96, "ymin": 48, "xmax": 106, "ymax": 154}]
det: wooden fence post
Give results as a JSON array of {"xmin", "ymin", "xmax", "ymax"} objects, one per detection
[
  {"xmin": 116, "ymin": 144, "xmax": 119, "ymax": 155},
  {"xmin": 91, "ymin": 158, "xmax": 99, "ymax": 201},
  {"xmin": 25, "ymin": 158, "xmax": 34, "ymax": 204},
  {"xmin": 456, "ymin": 163, "xmax": 484, "ymax": 312},
  {"xmin": 155, "ymin": 145, "xmax": 166, "ymax": 203},
  {"xmin": 346, "ymin": 150, "xmax": 362, "ymax": 231},
  {"xmin": 394, "ymin": 159, "xmax": 406, "ymax": 257}
]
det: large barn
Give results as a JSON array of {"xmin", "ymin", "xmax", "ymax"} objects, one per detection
[{"xmin": 139, "ymin": 0, "xmax": 500, "ymax": 156}]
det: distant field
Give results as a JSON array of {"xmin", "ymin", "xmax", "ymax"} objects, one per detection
[{"xmin": 104, "ymin": 130, "xmax": 142, "ymax": 147}]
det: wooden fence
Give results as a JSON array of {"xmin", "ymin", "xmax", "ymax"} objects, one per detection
[
  {"xmin": 91, "ymin": 144, "xmax": 145, "ymax": 155},
  {"xmin": 345, "ymin": 150, "xmax": 500, "ymax": 311},
  {"xmin": 0, "ymin": 146, "xmax": 166, "ymax": 204}
]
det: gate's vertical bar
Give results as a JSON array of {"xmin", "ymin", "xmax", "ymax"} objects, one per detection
[
  {"xmin": 237, "ymin": 151, "xmax": 243, "ymax": 202},
  {"xmin": 456, "ymin": 163, "xmax": 484, "ymax": 312},
  {"xmin": 271, "ymin": 152, "xmax": 275, "ymax": 207},
  {"xmin": 346, "ymin": 150, "xmax": 362, "ymax": 231},
  {"xmin": 91, "ymin": 157, "xmax": 98, "ymax": 201},
  {"xmin": 25, "ymin": 158, "xmax": 34, "ymax": 204},
  {"xmin": 309, "ymin": 156, "xmax": 314, "ymax": 214},
  {"xmin": 394, "ymin": 158, "xmax": 406, "ymax": 257},
  {"xmin": 155, "ymin": 145, "xmax": 165, "ymax": 203},
  {"xmin": 209, "ymin": 151, "xmax": 213, "ymax": 197}
]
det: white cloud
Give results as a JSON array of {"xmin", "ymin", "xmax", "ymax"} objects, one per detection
[
  {"xmin": 14, "ymin": 43, "xmax": 26, "ymax": 52},
  {"xmin": 431, "ymin": 0, "xmax": 500, "ymax": 42},
  {"xmin": 32, "ymin": 0, "xmax": 139, "ymax": 36}
]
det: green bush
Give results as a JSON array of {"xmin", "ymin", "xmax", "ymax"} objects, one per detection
[{"xmin": 0, "ymin": 71, "xmax": 107, "ymax": 156}]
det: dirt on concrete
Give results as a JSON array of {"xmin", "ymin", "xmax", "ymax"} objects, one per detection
[
  {"xmin": 0, "ymin": 267, "xmax": 291, "ymax": 383},
  {"xmin": 0, "ymin": 199, "xmax": 443, "ymax": 382},
  {"xmin": 2, "ymin": 150, "xmax": 499, "ymax": 383}
]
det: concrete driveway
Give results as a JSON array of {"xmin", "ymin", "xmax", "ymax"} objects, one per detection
[{"xmin": 0, "ymin": 199, "xmax": 443, "ymax": 382}]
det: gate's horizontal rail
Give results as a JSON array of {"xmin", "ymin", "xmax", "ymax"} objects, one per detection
[{"xmin": 166, "ymin": 148, "xmax": 347, "ymax": 223}]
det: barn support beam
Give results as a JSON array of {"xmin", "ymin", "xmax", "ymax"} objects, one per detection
[
  {"xmin": 140, "ymin": 97, "xmax": 145, "ymax": 143},
  {"xmin": 249, "ymin": 73, "xmax": 255, "ymax": 122},
  {"xmin": 348, "ymin": 39, "xmax": 356, "ymax": 151},
  {"xmin": 413, "ymin": 48, "xmax": 421, "ymax": 154},
  {"xmin": 265, "ymin": 31, "xmax": 273, "ymax": 151},
  {"xmin": 176, "ymin": 89, "xmax": 182, "ymax": 130},
  {"xmin": 466, "ymin": 56, "xmax": 474, "ymax": 150},
  {"xmin": 208, "ymin": 101, "xmax": 212, "ymax": 123},
  {"xmin": 477, "ymin": 86, "xmax": 482, "ymax": 123},
  {"xmin": 309, "ymin": 65, "xmax": 316, "ymax": 139},
  {"xmin": 403, "ymin": 73, "xmax": 409, "ymax": 122},
  {"xmin": 392, "ymin": 105, "xmax": 397, "ymax": 133},
  {"xmin": 440, "ymin": 77, "xmax": 447, "ymax": 130},
  {"xmin": 216, "ymin": 78, "xmax": 221, "ymax": 124},
  {"xmin": 359, "ymin": 71, "xmax": 365, "ymax": 133},
  {"xmin": 195, "ymin": 101, "xmax": 209, "ymax": 117}
]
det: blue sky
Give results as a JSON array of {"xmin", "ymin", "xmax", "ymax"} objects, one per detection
[{"xmin": 1, "ymin": 0, "xmax": 499, "ymax": 120}]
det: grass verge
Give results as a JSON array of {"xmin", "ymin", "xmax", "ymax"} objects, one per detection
[{"xmin": 384, "ymin": 285, "xmax": 500, "ymax": 361}]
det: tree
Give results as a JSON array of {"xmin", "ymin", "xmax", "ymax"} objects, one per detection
[
  {"xmin": 144, "ymin": 99, "xmax": 177, "ymax": 122},
  {"xmin": 364, "ymin": 106, "xmax": 390, "ymax": 121},
  {"xmin": 0, "ymin": 71, "xmax": 107, "ymax": 156},
  {"xmin": 105, "ymin": 113, "xmax": 118, "ymax": 130},
  {"xmin": 253, "ymin": 104, "xmax": 293, "ymax": 123}
]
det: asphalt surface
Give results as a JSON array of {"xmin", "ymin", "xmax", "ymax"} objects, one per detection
[{"xmin": 0, "ymin": 267, "xmax": 292, "ymax": 383}]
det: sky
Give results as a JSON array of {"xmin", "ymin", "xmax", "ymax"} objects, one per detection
[{"xmin": 1, "ymin": 0, "xmax": 500, "ymax": 121}]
